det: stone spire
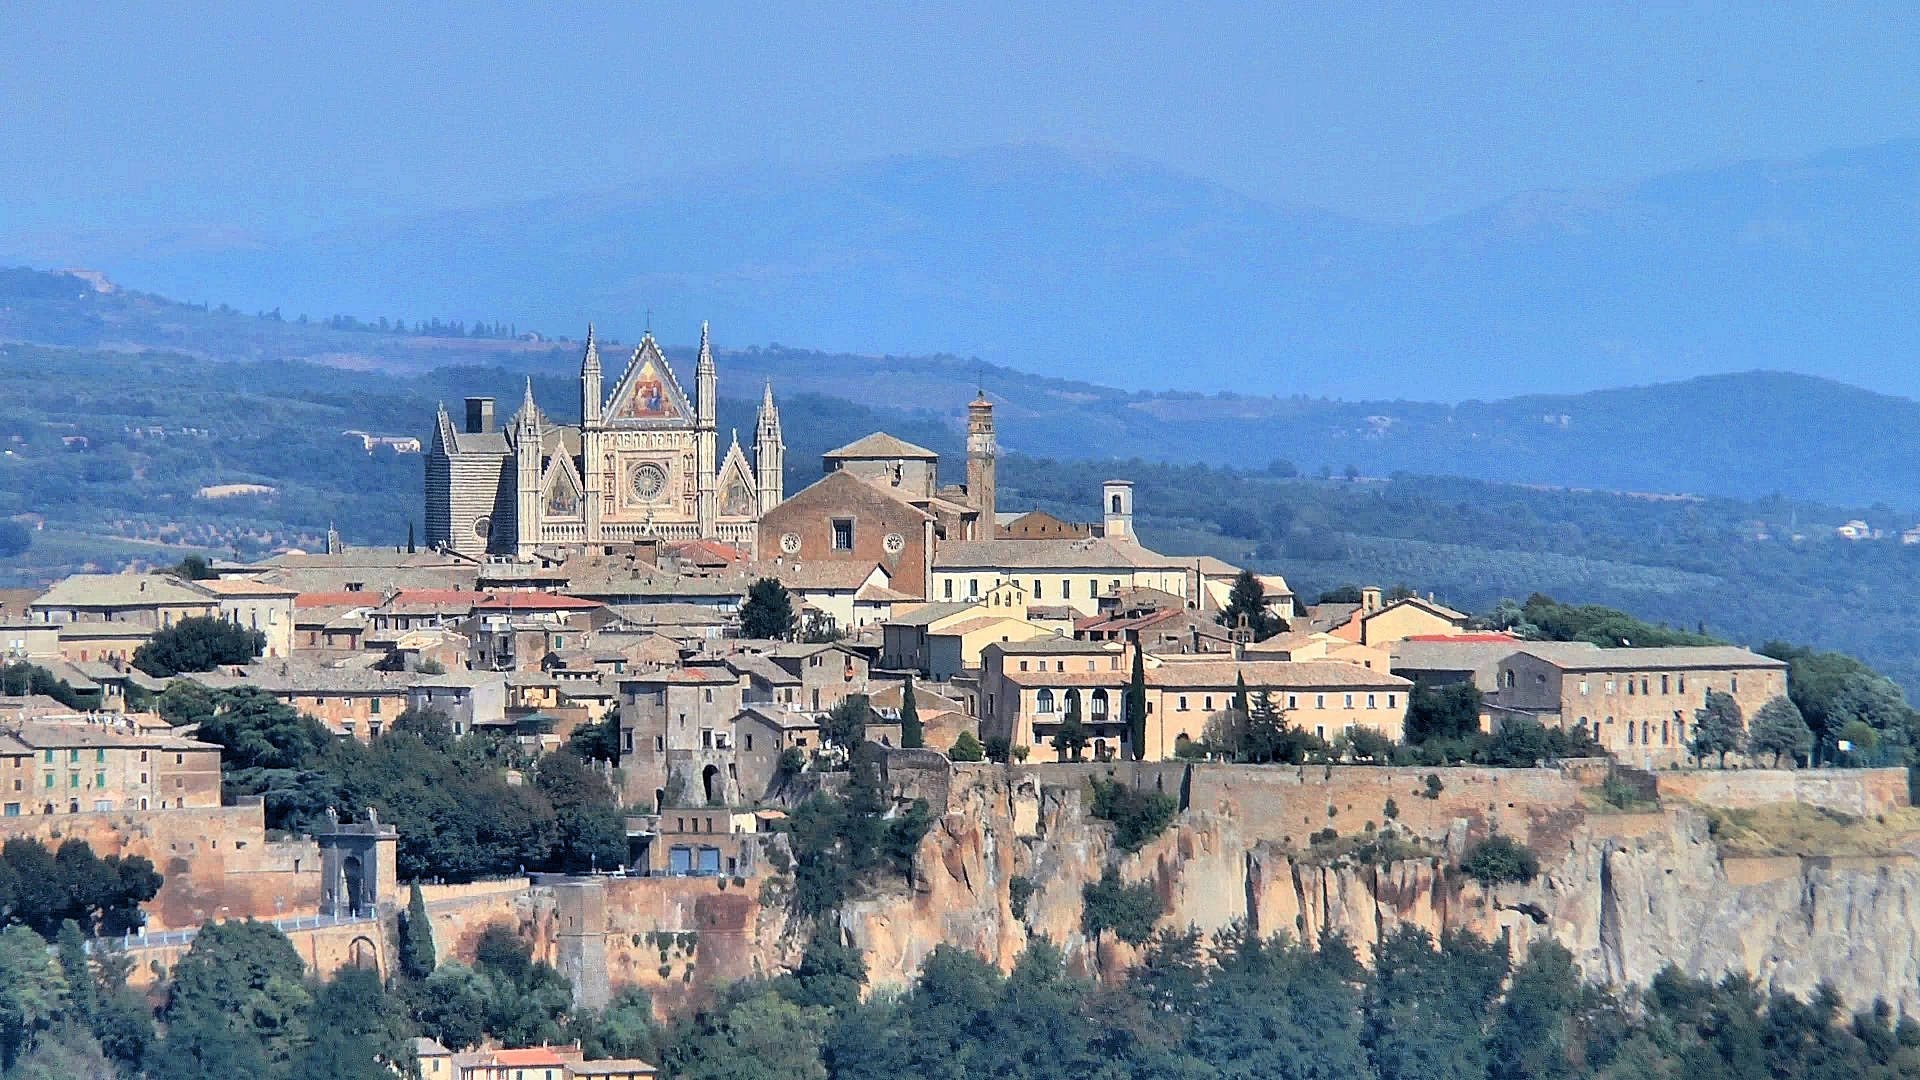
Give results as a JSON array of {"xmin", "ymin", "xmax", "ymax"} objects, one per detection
[
  {"xmin": 754, "ymin": 380, "xmax": 785, "ymax": 515},
  {"xmin": 694, "ymin": 321, "xmax": 717, "ymax": 535},
  {"xmin": 580, "ymin": 323, "xmax": 602, "ymax": 426}
]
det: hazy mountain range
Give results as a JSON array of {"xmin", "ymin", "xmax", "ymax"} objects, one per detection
[
  {"xmin": 3, "ymin": 266, "xmax": 1920, "ymax": 510},
  {"xmin": 7, "ymin": 141, "xmax": 1920, "ymax": 402}
]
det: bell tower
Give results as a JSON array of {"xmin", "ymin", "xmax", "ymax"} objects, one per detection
[{"xmin": 966, "ymin": 391, "xmax": 997, "ymax": 536}]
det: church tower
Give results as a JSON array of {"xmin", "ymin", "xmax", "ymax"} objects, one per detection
[
  {"xmin": 514, "ymin": 378, "xmax": 544, "ymax": 558},
  {"xmin": 754, "ymin": 381, "xmax": 785, "ymax": 515},
  {"xmin": 967, "ymin": 390, "xmax": 997, "ymax": 536},
  {"xmin": 694, "ymin": 321, "xmax": 718, "ymax": 536},
  {"xmin": 579, "ymin": 326, "xmax": 603, "ymax": 543}
]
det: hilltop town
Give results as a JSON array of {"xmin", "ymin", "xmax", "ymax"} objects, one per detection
[{"xmin": 4, "ymin": 329, "xmax": 1920, "ymax": 1077}]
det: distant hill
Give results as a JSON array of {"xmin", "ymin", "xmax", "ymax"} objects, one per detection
[
  {"xmin": 14, "ymin": 140, "xmax": 1920, "ymax": 402},
  {"xmin": 5, "ymin": 267, "xmax": 1920, "ymax": 509}
]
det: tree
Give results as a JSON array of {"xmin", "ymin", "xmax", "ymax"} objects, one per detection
[
  {"xmin": 1220, "ymin": 569, "xmax": 1275, "ymax": 641},
  {"xmin": 899, "ymin": 676, "xmax": 923, "ymax": 749},
  {"xmin": 1691, "ymin": 690, "xmax": 1746, "ymax": 768},
  {"xmin": 1087, "ymin": 777, "xmax": 1178, "ymax": 853},
  {"xmin": 664, "ymin": 989, "xmax": 830, "ymax": 1080},
  {"xmin": 150, "ymin": 921, "xmax": 310, "ymax": 1079},
  {"xmin": 565, "ymin": 710, "xmax": 622, "ymax": 765},
  {"xmin": 534, "ymin": 752, "xmax": 627, "ymax": 873},
  {"xmin": 0, "ymin": 924, "xmax": 66, "ymax": 1069},
  {"xmin": 1747, "ymin": 696, "xmax": 1814, "ymax": 768},
  {"xmin": 0, "ymin": 521, "xmax": 30, "ymax": 559},
  {"xmin": 132, "ymin": 616, "xmax": 265, "ymax": 676},
  {"xmin": 1080, "ymin": 867, "xmax": 1162, "ymax": 945},
  {"xmin": 169, "ymin": 555, "xmax": 215, "ymax": 580},
  {"xmin": 406, "ymin": 522, "xmax": 417, "ymax": 554},
  {"xmin": 1405, "ymin": 683, "xmax": 1482, "ymax": 744},
  {"xmin": 1051, "ymin": 691, "xmax": 1088, "ymax": 762},
  {"xmin": 1460, "ymin": 835, "xmax": 1539, "ymax": 886},
  {"xmin": 1124, "ymin": 645, "xmax": 1148, "ymax": 761},
  {"xmin": 778, "ymin": 922, "xmax": 867, "ymax": 1015},
  {"xmin": 820, "ymin": 696, "xmax": 870, "ymax": 753},
  {"xmin": 55, "ymin": 920, "xmax": 95, "ymax": 1024},
  {"xmin": 1486, "ymin": 940, "xmax": 1584, "ymax": 1080},
  {"xmin": 292, "ymin": 967, "xmax": 412, "ymax": 1080},
  {"xmin": 400, "ymin": 883, "xmax": 436, "ymax": 980},
  {"xmin": 740, "ymin": 578, "xmax": 796, "ymax": 640},
  {"xmin": 949, "ymin": 731, "xmax": 985, "ymax": 762}
]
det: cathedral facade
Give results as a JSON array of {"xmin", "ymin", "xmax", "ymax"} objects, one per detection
[{"xmin": 425, "ymin": 324, "xmax": 784, "ymax": 558}]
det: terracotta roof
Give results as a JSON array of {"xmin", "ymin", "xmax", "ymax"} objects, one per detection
[
  {"xmin": 767, "ymin": 561, "xmax": 886, "ymax": 591},
  {"xmin": 1517, "ymin": 645, "xmax": 1787, "ymax": 672},
  {"xmin": 295, "ymin": 591, "xmax": 378, "ymax": 609},
  {"xmin": 823, "ymin": 432, "xmax": 938, "ymax": 459}
]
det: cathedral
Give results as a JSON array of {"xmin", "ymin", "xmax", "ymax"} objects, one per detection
[{"xmin": 424, "ymin": 324, "xmax": 784, "ymax": 558}]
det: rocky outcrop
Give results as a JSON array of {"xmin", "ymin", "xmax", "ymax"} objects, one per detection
[{"xmin": 837, "ymin": 764, "xmax": 1920, "ymax": 1012}]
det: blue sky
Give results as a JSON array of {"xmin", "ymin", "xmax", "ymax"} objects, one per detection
[{"xmin": 9, "ymin": 1, "xmax": 1920, "ymax": 236}]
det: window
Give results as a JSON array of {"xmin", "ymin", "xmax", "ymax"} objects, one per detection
[
  {"xmin": 1660, "ymin": 674, "xmax": 1670, "ymax": 694},
  {"xmin": 1605, "ymin": 679, "xmax": 1616, "ymax": 694},
  {"xmin": 68, "ymin": 774, "xmax": 78, "ymax": 789},
  {"xmin": 1019, "ymin": 660, "xmax": 1029, "ymax": 672},
  {"xmin": 1178, "ymin": 696, "xmax": 1189, "ymax": 711},
  {"xmin": 1579, "ymin": 679, "xmax": 1589, "ymax": 695},
  {"xmin": 370, "ymin": 698, "xmax": 381, "ymax": 715},
  {"xmin": 1055, "ymin": 661, "xmax": 1065, "ymax": 672},
  {"xmin": 1315, "ymin": 694, "xmax": 1325, "ymax": 709},
  {"xmin": 140, "ymin": 751, "xmax": 148, "ymax": 762},
  {"xmin": 1387, "ymin": 694, "xmax": 1396, "ymax": 709},
  {"xmin": 654, "ymin": 736, "xmax": 664, "ymax": 752},
  {"xmin": 1203, "ymin": 695, "xmax": 1214, "ymax": 711},
  {"xmin": 94, "ymin": 749, "xmax": 105, "ymax": 763},
  {"xmin": 1366, "ymin": 694, "xmax": 1376, "ymax": 709},
  {"xmin": 1343, "ymin": 694, "xmax": 1354, "ymax": 709},
  {"xmin": 42, "ymin": 775, "xmax": 51, "ymax": 790},
  {"xmin": 1111, "ymin": 493, "xmax": 1123, "ymax": 513},
  {"xmin": 944, "ymin": 580, "xmax": 953, "ymax": 599},
  {"xmin": 67, "ymin": 749, "xmax": 78, "ymax": 764},
  {"xmin": 2, "ymin": 805, "xmax": 14, "ymax": 817},
  {"xmin": 745, "ymin": 734, "xmax": 753, "ymax": 751},
  {"xmin": 969, "ymin": 579, "xmax": 979, "ymax": 597},
  {"xmin": 94, "ymin": 772, "xmax": 105, "ymax": 788},
  {"xmin": 1730, "ymin": 675, "xmax": 1739, "ymax": 694},
  {"xmin": 1627, "ymin": 680, "xmax": 1635, "ymax": 696},
  {"xmin": 40, "ymin": 751, "xmax": 50, "ymax": 765},
  {"xmin": 1678, "ymin": 674, "xmax": 1687, "ymax": 694},
  {"xmin": 175, "ymin": 754, "xmax": 183, "ymax": 765},
  {"xmin": 1036, "ymin": 689, "xmax": 1056, "ymax": 714},
  {"xmin": 1033, "ymin": 580, "xmax": 1043, "ymax": 599},
  {"xmin": 1287, "ymin": 694, "xmax": 1298, "ymax": 709},
  {"xmin": 831, "ymin": 519, "xmax": 854, "ymax": 551},
  {"xmin": 1062, "ymin": 580, "xmax": 1071, "ymax": 600}
]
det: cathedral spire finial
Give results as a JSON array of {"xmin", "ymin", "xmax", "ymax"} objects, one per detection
[{"xmin": 696, "ymin": 320, "xmax": 714, "ymax": 371}]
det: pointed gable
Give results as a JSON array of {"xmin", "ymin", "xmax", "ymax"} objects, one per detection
[
  {"xmin": 603, "ymin": 333, "xmax": 695, "ymax": 424},
  {"xmin": 717, "ymin": 438, "xmax": 758, "ymax": 518},
  {"xmin": 541, "ymin": 452, "xmax": 585, "ymax": 519}
]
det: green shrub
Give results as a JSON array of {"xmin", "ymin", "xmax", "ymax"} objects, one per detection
[
  {"xmin": 1008, "ymin": 875, "xmax": 1036, "ymax": 920},
  {"xmin": 1080, "ymin": 867, "xmax": 1161, "ymax": 945},
  {"xmin": 1460, "ymin": 834, "xmax": 1539, "ymax": 886},
  {"xmin": 1087, "ymin": 777, "xmax": 1178, "ymax": 853}
]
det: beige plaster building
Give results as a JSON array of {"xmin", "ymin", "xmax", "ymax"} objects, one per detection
[
  {"xmin": 1490, "ymin": 644, "xmax": 1789, "ymax": 766},
  {"xmin": 0, "ymin": 716, "xmax": 221, "ymax": 816}
]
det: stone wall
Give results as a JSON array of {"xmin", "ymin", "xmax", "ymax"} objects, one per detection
[
  {"xmin": 0, "ymin": 803, "xmax": 321, "ymax": 930},
  {"xmin": 1653, "ymin": 767, "xmax": 1908, "ymax": 817}
]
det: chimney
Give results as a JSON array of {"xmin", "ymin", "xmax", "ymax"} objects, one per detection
[{"xmin": 464, "ymin": 397, "xmax": 496, "ymax": 434}]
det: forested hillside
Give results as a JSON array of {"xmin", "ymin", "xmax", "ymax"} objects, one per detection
[{"xmin": 11, "ymin": 267, "xmax": 1920, "ymax": 505}]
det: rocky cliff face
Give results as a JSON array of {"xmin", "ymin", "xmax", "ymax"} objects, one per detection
[{"xmin": 838, "ymin": 765, "xmax": 1920, "ymax": 1012}]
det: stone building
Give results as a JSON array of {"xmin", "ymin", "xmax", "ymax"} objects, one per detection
[
  {"xmin": 1490, "ymin": 644, "xmax": 1790, "ymax": 766},
  {"xmin": 979, "ymin": 643, "xmax": 1413, "ymax": 761},
  {"xmin": 0, "ymin": 716, "xmax": 221, "ymax": 815},
  {"xmin": 425, "ymin": 325, "xmax": 785, "ymax": 558},
  {"xmin": 756, "ymin": 393, "xmax": 1003, "ymax": 599}
]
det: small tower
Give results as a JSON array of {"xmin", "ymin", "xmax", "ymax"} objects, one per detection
[
  {"xmin": 966, "ymin": 391, "xmax": 997, "ymax": 535},
  {"xmin": 580, "ymin": 323, "xmax": 602, "ymax": 427},
  {"xmin": 754, "ymin": 381, "xmax": 785, "ymax": 515},
  {"xmin": 578, "ymin": 325, "xmax": 604, "ymax": 543},
  {"xmin": 514, "ymin": 378, "xmax": 543, "ymax": 558},
  {"xmin": 1102, "ymin": 479, "xmax": 1134, "ymax": 541},
  {"xmin": 694, "ymin": 322, "xmax": 718, "ymax": 537},
  {"xmin": 325, "ymin": 523, "xmax": 342, "ymax": 555}
]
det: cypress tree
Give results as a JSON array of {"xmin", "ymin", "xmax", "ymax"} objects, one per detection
[
  {"xmin": 400, "ymin": 882, "xmax": 436, "ymax": 979},
  {"xmin": 56, "ymin": 918, "xmax": 96, "ymax": 1023},
  {"xmin": 406, "ymin": 522, "xmax": 416, "ymax": 554},
  {"xmin": 900, "ymin": 676, "xmax": 924, "ymax": 749},
  {"xmin": 1125, "ymin": 643, "xmax": 1148, "ymax": 761}
]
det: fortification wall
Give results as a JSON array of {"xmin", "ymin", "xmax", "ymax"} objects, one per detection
[
  {"xmin": 0, "ymin": 804, "xmax": 321, "ymax": 929},
  {"xmin": 1653, "ymin": 767, "xmax": 1908, "ymax": 817}
]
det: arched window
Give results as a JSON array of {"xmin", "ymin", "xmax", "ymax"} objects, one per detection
[
  {"xmin": 1110, "ymin": 494, "xmax": 1123, "ymax": 513},
  {"xmin": 1036, "ymin": 689, "xmax": 1056, "ymax": 714},
  {"xmin": 1090, "ymin": 689, "xmax": 1110, "ymax": 719}
]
